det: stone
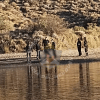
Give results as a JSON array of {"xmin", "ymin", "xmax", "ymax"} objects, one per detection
[
  {"xmin": 0, "ymin": 3, "xmax": 5, "ymax": 8},
  {"xmin": 24, "ymin": 3, "xmax": 30, "ymax": 7}
]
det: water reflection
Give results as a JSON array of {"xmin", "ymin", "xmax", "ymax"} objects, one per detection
[
  {"xmin": 44, "ymin": 65, "xmax": 58, "ymax": 99},
  {"xmin": 27, "ymin": 65, "xmax": 32, "ymax": 100},
  {"xmin": 0, "ymin": 62, "xmax": 100, "ymax": 99},
  {"xmin": 79, "ymin": 63, "xmax": 91, "ymax": 99}
]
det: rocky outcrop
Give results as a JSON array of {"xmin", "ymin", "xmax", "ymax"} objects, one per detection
[
  {"xmin": 2, "ymin": 0, "xmax": 100, "ymax": 29},
  {"xmin": 12, "ymin": 0, "xmax": 100, "ymax": 28}
]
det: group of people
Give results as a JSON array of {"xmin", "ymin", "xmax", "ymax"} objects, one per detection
[
  {"xmin": 42, "ymin": 37, "xmax": 56, "ymax": 63},
  {"xmin": 77, "ymin": 37, "xmax": 88, "ymax": 56},
  {"xmin": 25, "ymin": 36, "xmax": 88, "ymax": 63},
  {"xmin": 26, "ymin": 37, "xmax": 56, "ymax": 63}
]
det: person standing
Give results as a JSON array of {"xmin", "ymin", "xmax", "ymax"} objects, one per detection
[
  {"xmin": 84, "ymin": 37, "xmax": 88, "ymax": 56},
  {"xmin": 42, "ymin": 37, "xmax": 50, "ymax": 62},
  {"xmin": 51, "ymin": 39, "xmax": 56, "ymax": 59},
  {"xmin": 42, "ymin": 37, "xmax": 49, "ymax": 49},
  {"xmin": 77, "ymin": 38, "xmax": 82, "ymax": 56},
  {"xmin": 36, "ymin": 41, "xmax": 40, "ymax": 59},
  {"xmin": 26, "ymin": 41, "xmax": 32, "ymax": 63}
]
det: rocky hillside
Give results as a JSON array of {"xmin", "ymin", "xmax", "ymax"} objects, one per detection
[{"xmin": 0, "ymin": 0, "xmax": 100, "ymax": 53}]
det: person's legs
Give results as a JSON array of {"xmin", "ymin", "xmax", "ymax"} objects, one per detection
[
  {"xmin": 44, "ymin": 49, "xmax": 50, "ymax": 63},
  {"xmin": 27, "ymin": 52, "xmax": 28, "ymax": 62},
  {"xmin": 78, "ymin": 48, "xmax": 80, "ymax": 56},
  {"xmin": 37, "ymin": 50, "xmax": 38, "ymax": 59},
  {"xmin": 52, "ymin": 49, "xmax": 56, "ymax": 59},
  {"xmin": 46, "ymin": 54, "xmax": 49, "ymax": 62},
  {"xmin": 51, "ymin": 49, "xmax": 54, "ymax": 60},
  {"xmin": 80, "ymin": 48, "xmax": 82, "ymax": 55},
  {"xmin": 86, "ymin": 52, "xmax": 88, "ymax": 56},
  {"xmin": 37, "ymin": 50, "xmax": 40, "ymax": 59},
  {"xmin": 29, "ymin": 52, "xmax": 31, "ymax": 62},
  {"xmin": 85, "ymin": 47, "xmax": 88, "ymax": 56},
  {"xmin": 38, "ymin": 50, "xmax": 40, "ymax": 59},
  {"xmin": 78, "ymin": 47, "xmax": 81, "ymax": 56}
]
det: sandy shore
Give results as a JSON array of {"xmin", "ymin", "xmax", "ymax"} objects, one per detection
[
  {"xmin": 61, "ymin": 48, "xmax": 100, "ymax": 59},
  {"xmin": 0, "ymin": 48, "xmax": 100, "ymax": 65},
  {"xmin": 0, "ymin": 48, "xmax": 99, "ymax": 59}
]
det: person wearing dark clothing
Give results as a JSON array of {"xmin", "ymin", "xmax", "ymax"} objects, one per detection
[
  {"xmin": 26, "ymin": 42, "xmax": 33, "ymax": 63},
  {"xmin": 42, "ymin": 37, "xmax": 49, "ymax": 49},
  {"xmin": 51, "ymin": 39, "xmax": 56, "ymax": 59},
  {"xmin": 26, "ymin": 42, "xmax": 29, "ymax": 52},
  {"xmin": 42, "ymin": 37, "xmax": 50, "ymax": 62},
  {"xmin": 51, "ymin": 40, "xmax": 55, "ymax": 49},
  {"xmin": 36, "ymin": 41, "xmax": 40, "ymax": 59},
  {"xmin": 77, "ymin": 38, "xmax": 82, "ymax": 56},
  {"xmin": 84, "ymin": 37, "xmax": 88, "ymax": 56}
]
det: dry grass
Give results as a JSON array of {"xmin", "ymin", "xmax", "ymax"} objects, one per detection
[
  {"xmin": 1, "ymin": 1, "xmax": 100, "ymax": 52},
  {"xmin": 74, "ymin": 26, "xmax": 85, "ymax": 31},
  {"xmin": 0, "ymin": 16, "xmax": 6, "ymax": 31},
  {"xmin": 4, "ymin": 46, "xmax": 10, "ymax": 53},
  {"xmin": 35, "ymin": 15, "xmax": 66, "ymax": 36}
]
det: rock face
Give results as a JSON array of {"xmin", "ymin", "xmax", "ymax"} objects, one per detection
[
  {"xmin": 1, "ymin": 0, "xmax": 100, "ymax": 31},
  {"xmin": 12, "ymin": 0, "xmax": 100, "ymax": 28}
]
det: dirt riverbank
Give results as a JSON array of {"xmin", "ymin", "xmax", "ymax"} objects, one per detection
[{"xmin": 0, "ymin": 48, "xmax": 100, "ymax": 60}]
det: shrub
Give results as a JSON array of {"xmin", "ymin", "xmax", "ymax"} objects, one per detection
[
  {"xmin": 28, "ymin": 0, "xmax": 39, "ymax": 6},
  {"xmin": 35, "ymin": 15, "xmax": 66, "ymax": 36},
  {"xmin": 74, "ymin": 26, "xmax": 85, "ymax": 31},
  {"xmin": 0, "ymin": 16, "xmax": 6, "ymax": 31},
  {"xmin": 4, "ymin": 3, "xmax": 11, "ymax": 10},
  {"xmin": 4, "ymin": 45, "xmax": 10, "ymax": 53}
]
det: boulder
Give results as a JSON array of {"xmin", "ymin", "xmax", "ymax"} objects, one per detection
[
  {"xmin": 24, "ymin": 3, "xmax": 30, "ymax": 7},
  {"xmin": 11, "ymin": 2, "xmax": 17, "ymax": 7}
]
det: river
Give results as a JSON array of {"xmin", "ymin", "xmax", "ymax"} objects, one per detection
[{"xmin": 0, "ymin": 62, "xmax": 100, "ymax": 100}]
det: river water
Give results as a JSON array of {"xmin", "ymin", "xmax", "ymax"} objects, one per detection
[{"xmin": 0, "ymin": 62, "xmax": 100, "ymax": 100}]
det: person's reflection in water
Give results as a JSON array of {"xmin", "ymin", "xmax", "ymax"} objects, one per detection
[
  {"xmin": 54, "ymin": 66, "xmax": 58, "ymax": 95},
  {"xmin": 28, "ymin": 64, "xmax": 42, "ymax": 100},
  {"xmin": 45, "ymin": 65, "xmax": 57, "ymax": 79},
  {"xmin": 79, "ymin": 63, "xmax": 91, "ymax": 99},
  {"xmin": 0, "ymin": 69, "xmax": 7, "ymax": 99},
  {"xmin": 86, "ymin": 63, "xmax": 91, "ymax": 97},
  {"xmin": 27, "ymin": 64, "xmax": 32, "ymax": 100},
  {"xmin": 79, "ymin": 63, "xmax": 84, "ymax": 86},
  {"xmin": 45, "ymin": 65, "xmax": 58, "ymax": 99},
  {"xmin": 37, "ymin": 64, "xmax": 41, "ymax": 79},
  {"xmin": 37, "ymin": 65, "xmax": 42, "ymax": 99}
]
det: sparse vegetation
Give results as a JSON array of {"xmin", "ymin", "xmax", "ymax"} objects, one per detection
[
  {"xmin": 0, "ymin": 0, "xmax": 100, "ymax": 52},
  {"xmin": 35, "ymin": 15, "xmax": 66, "ymax": 36},
  {"xmin": 74, "ymin": 26, "xmax": 85, "ymax": 32},
  {"xmin": 0, "ymin": 16, "xmax": 6, "ymax": 31}
]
